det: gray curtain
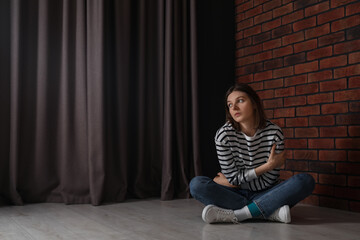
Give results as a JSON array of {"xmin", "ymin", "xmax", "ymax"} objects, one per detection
[{"xmin": 0, "ymin": 0, "xmax": 201, "ymax": 205}]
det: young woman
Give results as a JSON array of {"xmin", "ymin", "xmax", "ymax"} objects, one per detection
[{"xmin": 190, "ymin": 83, "xmax": 315, "ymax": 224}]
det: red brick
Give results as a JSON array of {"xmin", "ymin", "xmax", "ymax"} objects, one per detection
[
  {"xmin": 279, "ymin": 170, "xmax": 294, "ymax": 180},
  {"xmin": 336, "ymin": 138, "xmax": 360, "ymax": 149},
  {"xmin": 236, "ymin": 37, "xmax": 252, "ymax": 49},
  {"xmin": 293, "ymin": 150, "xmax": 318, "ymax": 160},
  {"xmin": 244, "ymin": 44, "xmax": 263, "ymax": 56},
  {"xmin": 318, "ymin": 31, "xmax": 345, "ymax": 47},
  {"xmin": 348, "ymin": 176, "xmax": 360, "ymax": 187},
  {"xmin": 263, "ymin": 98, "xmax": 283, "ymax": 109},
  {"xmin": 254, "ymin": 11, "xmax": 273, "ymax": 25},
  {"xmin": 349, "ymin": 77, "xmax": 360, "ymax": 88},
  {"xmin": 274, "ymin": 3, "xmax": 293, "ymax": 18},
  {"xmin": 286, "ymin": 117, "xmax": 308, "ymax": 127},
  {"xmin": 248, "ymin": 81, "xmax": 263, "ymax": 90},
  {"xmin": 293, "ymin": 17, "xmax": 316, "ymax": 32},
  {"xmin": 319, "ymin": 150, "xmax": 347, "ymax": 161},
  {"xmin": 294, "ymin": 0, "xmax": 318, "ymax": 10},
  {"xmin": 253, "ymin": 32, "xmax": 272, "ymax": 45},
  {"xmin": 264, "ymin": 78, "xmax": 284, "ymax": 89},
  {"xmin": 263, "ymin": 38, "xmax": 282, "ymax": 51},
  {"xmin": 350, "ymin": 102, "xmax": 360, "ymax": 112},
  {"xmin": 245, "ymin": 5, "xmax": 262, "ymax": 19},
  {"xmin": 349, "ymin": 52, "xmax": 360, "ymax": 64},
  {"xmin": 284, "ymin": 53, "xmax": 306, "ymax": 66},
  {"xmin": 286, "ymin": 160, "xmax": 308, "ymax": 171},
  {"xmin": 332, "ymin": 15, "xmax": 360, "ymax": 32},
  {"xmin": 318, "ymin": 8, "xmax": 344, "ymax": 25},
  {"xmin": 237, "ymin": 18, "xmax": 253, "ymax": 31},
  {"xmin": 236, "ymin": 48, "xmax": 244, "ymax": 58},
  {"xmin": 236, "ymin": 74, "xmax": 253, "ymax": 83},
  {"xmin": 236, "ymin": 55, "xmax": 253, "ymax": 67},
  {"xmin": 274, "ymin": 87, "xmax": 295, "ymax": 97},
  {"xmin": 273, "ymin": 46, "xmax": 293, "ymax": 58},
  {"xmin": 309, "ymin": 139, "xmax": 334, "ymax": 149},
  {"xmin": 295, "ymin": 127, "xmax": 319, "ymax": 138},
  {"xmin": 346, "ymin": 25, "xmax": 360, "ymax": 40},
  {"xmin": 346, "ymin": 2, "xmax": 360, "ymax": 16},
  {"xmin": 236, "ymin": 31, "xmax": 244, "ymax": 40},
  {"xmin": 254, "ymin": 70, "xmax": 272, "ymax": 81},
  {"xmin": 306, "ymin": 24, "xmax": 331, "ymax": 40},
  {"xmin": 238, "ymin": 63, "xmax": 264, "ymax": 75},
  {"xmin": 296, "ymin": 83, "xmax": 319, "ymax": 95},
  {"xmin": 282, "ymin": 32, "xmax": 305, "ymax": 45},
  {"xmin": 331, "ymin": 0, "xmax": 357, "ymax": 8},
  {"xmin": 262, "ymin": 19, "xmax": 281, "ymax": 32},
  {"xmin": 294, "ymin": 39, "xmax": 317, "ymax": 53},
  {"xmin": 349, "ymin": 151, "xmax": 360, "ymax": 162},
  {"xmin": 334, "ymin": 39, "xmax": 360, "ymax": 54},
  {"xmin": 254, "ymin": 51, "xmax": 272, "ymax": 63},
  {"xmin": 236, "ymin": 1, "xmax": 253, "ymax": 13},
  {"xmin": 305, "ymin": 2, "xmax": 330, "ymax": 17},
  {"xmin": 282, "ymin": 128, "xmax": 294, "ymax": 138},
  {"xmin": 282, "ymin": 10, "xmax": 304, "ymax": 24},
  {"xmin": 257, "ymin": 89, "xmax": 274, "ymax": 99},
  {"xmin": 284, "ymin": 96, "xmax": 307, "ymax": 107},
  {"xmin": 336, "ymin": 114, "xmax": 360, "ymax": 125},
  {"xmin": 272, "ymin": 25, "xmax": 293, "ymax": 38},
  {"xmin": 309, "ymin": 115, "xmax": 335, "ymax": 126},
  {"xmin": 322, "ymin": 102, "xmax": 349, "ymax": 114},
  {"xmin": 320, "ymin": 55, "xmax": 347, "ymax": 69},
  {"xmin": 285, "ymin": 74, "xmax": 307, "ymax": 86},
  {"xmin": 307, "ymin": 46, "xmax": 332, "ymax": 61},
  {"xmin": 319, "ymin": 78, "xmax": 347, "ymax": 92},
  {"xmin": 235, "ymin": 14, "xmax": 245, "ymax": 25},
  {"xmin": 334, "ymin": 89, "xmax": 360, "ymax": 101},
  {"xmin": 273, "ymin": 66, "xmax": 294, "ymax": 78},
  {"xmin": 244, "ymin": 25, "xmax": 262, "ymax": 38},
  {"xmin": 334, "ymin": 64, "xmax": 360, "ymax": 78},
  {"xmin": 274, "ymin": 108, "xmax": 295, "ymax": 118},
  {"xmin": 264, "ymin": 58, "xmax": 283, "ymax": 70},
  {"xmin": 349, "ymin": 126, "xmax": 360, "ymax": 137},
  {"xmin": 271, "ymin": 118, "xmax": 285, "ymax": 127},
  {"xmin": 320, "ymin": 126, "xmax": 348, "ymax": 137},
  {"xmin": 335, "ymin": 187, "xmax": 360, "ymax": 201},
  {"xmin": 263, "ymin": 0, "xmax": 281, "ymax": 11},
  {"xmin": 301, "ymin": 195, "xmax": 319, "ymax": 206},
  {"xmin": 319, "ymin": 174, "xmax": 346, "ymax": 186},
  {"xmin": 285, "ymin": 139, "xmax": 308, "ymax": 148},
  {"xmin": 295, "ymin": 61, "xmax": 318, "ymax": 74},
  {"xmin": 337, "ymin": 163, "xmax": 360, "ymax": 174},
  {"xmin": 296, "ymin": 105, "xmax": 320, "ymax": 116},
  {"xmin": 307, "ymin": 92, "xmax": 333, "ymax": 104},
  {"xmin": 310, "ymin": 162, "xmax": 335, "ymax": 173},
  {"xmin": 265, "ymin": 109, "xmax": 274, "ymax": 119}
]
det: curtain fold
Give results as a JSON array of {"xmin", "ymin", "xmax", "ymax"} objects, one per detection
[{"xmin": 0, "ymin": 0, "xmax": 202, "ymax": 205}]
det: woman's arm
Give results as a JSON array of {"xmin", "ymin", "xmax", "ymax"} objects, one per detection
[{"xmin": 255, "ymin": 144, "xmax": 286, "ymax": 177}]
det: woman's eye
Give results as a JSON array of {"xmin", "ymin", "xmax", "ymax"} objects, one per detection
[
  {"xmin": 237, "ymin": 99, "xmax": 244, "ymax": 103},
  {"xmin": 228, "ymin": 103, "xmax": 233, "ymax": 108}
]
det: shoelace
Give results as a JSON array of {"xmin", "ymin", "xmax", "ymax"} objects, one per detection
[{"xmin": 216, "ymin": 209, "xmax": 239, "ymax": 223}]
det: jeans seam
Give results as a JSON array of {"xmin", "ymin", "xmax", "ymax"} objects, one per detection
[{"xmin": 252, "ymin": 200, "xmax": 266, "ymax": 218}]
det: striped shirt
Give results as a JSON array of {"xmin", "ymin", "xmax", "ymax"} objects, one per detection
[{"xmin": 215, "ymin": 120, "xmax": 284, "ymax": 192}]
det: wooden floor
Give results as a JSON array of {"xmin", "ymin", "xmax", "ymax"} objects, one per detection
[{"xmin": 0, "ymin": 198, "xmax": 359, "ymax": 240}]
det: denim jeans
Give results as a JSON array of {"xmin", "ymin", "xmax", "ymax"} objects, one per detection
[{"xmin": 189, "ymin": 173, "xmax": 315, "ymax": 218}]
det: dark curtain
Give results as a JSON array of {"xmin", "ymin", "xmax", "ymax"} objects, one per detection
[{"xmin": 0, "ymin": 0, "xmax": 201, "ymax": 205}]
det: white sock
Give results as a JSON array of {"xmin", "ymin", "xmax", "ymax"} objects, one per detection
[{"xmin": 234, "ymin": 206, "xmax": 252, "ymax": 222}]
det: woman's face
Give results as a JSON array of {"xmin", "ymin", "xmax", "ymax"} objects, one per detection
[{"xmin": 227, "ymin": 91, "xmax": 255, "ymax": 125}]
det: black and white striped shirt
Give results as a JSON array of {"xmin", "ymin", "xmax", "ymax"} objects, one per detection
[{"xmin": 215, "ymin": 120, "xmax": 284, "ymax": 192}]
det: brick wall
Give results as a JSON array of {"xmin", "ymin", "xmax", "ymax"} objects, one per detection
[{"xmin": 235, "ymin": 0, "xmax": 360, "ymax": 212}]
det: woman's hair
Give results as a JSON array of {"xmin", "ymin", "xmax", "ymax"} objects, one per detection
[{"xmin": 225, "ymin": 83, "xmax": 267, "ymax": 132}]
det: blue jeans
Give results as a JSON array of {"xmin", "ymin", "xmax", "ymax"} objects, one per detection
[{"xmin": 189, "ymin": 173, "xmax": 315, "ymax": 218}]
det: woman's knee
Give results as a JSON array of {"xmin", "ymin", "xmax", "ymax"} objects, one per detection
[
  {"xmin": 294, "ymin": 173, "xmax": 315, "ymax": 194},
  {"xmin": 189, "ymin": 176, "xmax": 212, "ymax": 197}
]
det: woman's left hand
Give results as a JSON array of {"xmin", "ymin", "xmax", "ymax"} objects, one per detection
[{"xmin": 213, "ymin": 172, "xmax": 237, "ymax": 188}]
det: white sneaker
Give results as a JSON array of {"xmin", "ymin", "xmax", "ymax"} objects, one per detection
[
  {"xmin": 202, "ymin": 205, "xmax": 238, "ymax": 224},
  {"xmin": 268, "ymin": 205, "xmax": 291, "ymax": 223}
]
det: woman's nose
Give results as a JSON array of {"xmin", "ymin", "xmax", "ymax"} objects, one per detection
[{"xmin": 233, "ymin": 104, "xmax": 239, "ymax": 110}]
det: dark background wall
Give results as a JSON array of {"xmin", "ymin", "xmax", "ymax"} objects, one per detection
[
  {"xmin": 196, "ymin": 0, "xmax": 235, "ymax": 178},
  {"xmin": 235, "ymin": 0, "xmax": 360, "ymax": 212}
]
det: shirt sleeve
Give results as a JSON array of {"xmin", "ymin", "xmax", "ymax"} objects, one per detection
[{"xmin": 215, "ymin": 139, "xmax": 258, "ymax": 186}]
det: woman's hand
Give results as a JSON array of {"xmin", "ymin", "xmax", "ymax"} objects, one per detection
[
  {"xmin": 267, "ymin": 144, "xmax": 286, "ymax": 169},
  {"xmin": 213, "ymin": 172, "xmax": 237, "ymax": 188},
  {"xmin": 255, "ymin": 144, "xmax": 286, "ymax": 177}
]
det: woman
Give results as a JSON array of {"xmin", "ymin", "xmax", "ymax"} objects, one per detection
[{"xmin": 190, "ymin": 83, "xmax": 315, "ymax": 224}]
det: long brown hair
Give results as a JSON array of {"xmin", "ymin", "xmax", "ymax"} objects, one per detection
[{"xmin": 225, "ymin": 83, "xmax": 267, "ymax": 132}]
